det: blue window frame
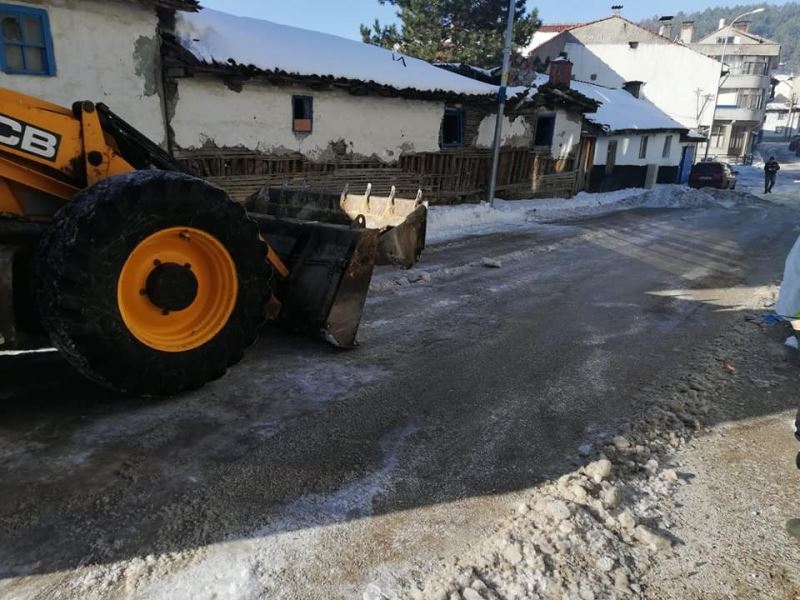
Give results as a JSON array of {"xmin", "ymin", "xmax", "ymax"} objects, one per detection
[
  {"xmin": 441, "ymin": 108, "xmax": 464, "ymax": 147},
  {"xmin": 292, "ymin": 95, "xmax": 313, "ymax": 133},
  {"xmin": 0, "ymin": 4, "xmax": 56, "ymax": 76}
]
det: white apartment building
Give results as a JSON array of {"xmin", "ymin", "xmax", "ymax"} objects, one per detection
[
  {"xmin": 521, "ymin": 15, "xmax": 721, "ymax": 137},
  {"xmin": 689, "ymin": 20, "xmax": 781, "ymax": 158}
]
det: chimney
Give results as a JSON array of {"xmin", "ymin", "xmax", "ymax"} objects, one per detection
[
  {"xmin": 733, "ymin": 21, "xmax": 750, "ymax": 33},
  {"xmin": 623, "ymin": 80, "xmax": 643, "ymax": 98},
  {"xmin": 719, "ymin": 18, "xmax": 728, "ymax": 30},
  {"xmin": 658, "ymin": 16, "xmax": 673, "ymax": 39},
  {"xmin": 680, "ymin": 21, "xmax": 694, "ymax": 44},
  {"xmin": 548, "ymin": 56, "xmax": 573, "ymax": 89}
]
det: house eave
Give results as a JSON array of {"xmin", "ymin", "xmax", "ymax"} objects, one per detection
[{"xmin": 164, "ymin": 51, "xmax": 506, "ymax": 104}]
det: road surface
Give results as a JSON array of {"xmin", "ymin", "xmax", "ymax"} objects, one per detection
[{"xmin": 1, "ymin": 196, "xmax": 798, "ymax": 599}]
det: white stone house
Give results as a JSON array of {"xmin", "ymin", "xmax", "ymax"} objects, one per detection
[
  {"xmin": 161, "ymin": 8, "xmax": 601, "ymax": 201},
  {"xmin": 0, "ymin": 0, "xmax": 198, "ymax": 145},
  {"xmin": 520, "ymin": 14, "xmax": 722, "ymax": 140},
  {"xmin": 521, "ymin": 67, "xmax": 696, "ymax": 192},
  {"xmin": 163, "ymin": 8, "xmax": 534, "ymax": 163}
]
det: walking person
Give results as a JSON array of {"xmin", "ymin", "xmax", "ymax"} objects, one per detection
[{"xmin": 764, "ymin": 156, "xmax": 780, "ymax": 194}]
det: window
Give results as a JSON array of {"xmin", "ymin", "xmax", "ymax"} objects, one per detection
[
  {"xmin": 639, "ymin": 135, "xmax": 649, "ymax": 159},
  {"xmin": 0, "ymin": 4, "xmax": 55, "ymax": 75},
  {"xmin": 441, "ymin": 107, "xmax": 464, "ymax": 147},
  {"xmin": 776, "ymin": 126, "xmax": 786, "ymax": 134},
  {"xmin": 590, "ymin": 73, "xmax": 597, "ymax": 81},
  {"xmin": 533, "ymin": 114, "xmax": 555, "ymax": 147},
  {"xmin": 778, "ymin": 112, "xmax": 787, "ymax": 121},
  {"xmin": 662, "ymin": 135, "xmax": 673, "ymax": 159},
  {"xmin": 738, "ymin": 89, "xmax": 765, "ymax": 110},
  {"xmin": 628, "ymin": 41, "xmax": 639, "ymax": 49},
  {"xmin": 292, "ymin": 95, "xmax": 313, "ymax": 133},
  {"xmin": 716, "ymin": 36, "xmax": 736, "ymax": 44}
]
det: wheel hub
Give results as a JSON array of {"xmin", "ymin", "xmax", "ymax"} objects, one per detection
[
  {"xmin": 117, "ymin": 227, "xmax": 238, "ymax": 353},
  {"xmin": 145, "ymin": 262, "xmax": 198, "ymax": 313}
]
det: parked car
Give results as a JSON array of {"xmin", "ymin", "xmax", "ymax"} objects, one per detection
[{"xmin": 688, "ymin": 161, "xmax": 738, "ymax": 190}]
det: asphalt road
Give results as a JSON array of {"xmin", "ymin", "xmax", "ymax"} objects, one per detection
[{"xmin": 1, "ymin": 198, "xmax": 798, "ymax": 599}]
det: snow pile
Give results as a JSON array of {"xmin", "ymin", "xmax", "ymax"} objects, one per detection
[
  {"xmin": 532, "ymin": 74, "xmax": 686, "ymax": 133},
  {"xmin": 175, "ymin": 9, "xmax": 507, "ymax": 97},
  {"xmin": 427, "ymin": 185, "xmax": 728, "ymax": 243},
  {"xmin": 777, "ymin": 235, "xmax": 800, "ymax": 318}
]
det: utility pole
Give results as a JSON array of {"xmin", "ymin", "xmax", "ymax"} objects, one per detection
[{"xmin": 487, "ymin": 0, "xmax": 517, "ymax": 207}]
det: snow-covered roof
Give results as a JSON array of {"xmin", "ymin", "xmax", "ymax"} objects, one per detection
[
  {"xmin": 531, "ymin": 74, "xmax": 687, "ymax": 133},
  {"xmin": 767, "ymin": 101, "xmax": 790, "ymax": 111},
  {"xmin": 174, "ymin": 8, "xmax": 502, "ymax": 98}
]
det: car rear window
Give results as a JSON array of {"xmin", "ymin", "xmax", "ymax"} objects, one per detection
[{"xmin": 692, "ymin": 163, "xmax": 723, "ymax": 174}]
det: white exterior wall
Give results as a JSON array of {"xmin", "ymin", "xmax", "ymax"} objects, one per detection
[
  {"xmin": 593, "ymin": 132, "xmax": 683, "ymax": 167},
  {"xmin": 565, "ymin": 42, "xmax": 720, "ymax": 131},
  {"xmin": 172, "ymin": 77, "xmax": 448, "ymax": 161},
  {"xmin": 476, "ymin": 113, "xmax": 531, "ymax": 148},
  {"xmin": 0, "ymin": 0, "xmax": 166, "ymax": 144},
  {"xmin": 552, "ymin": 110, "xmax": 582, "ymax": 159}
]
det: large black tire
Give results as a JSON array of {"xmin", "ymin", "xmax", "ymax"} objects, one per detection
[{"xmin": 36, "ymin": 171, "xmax": 271, "ymax": 395}]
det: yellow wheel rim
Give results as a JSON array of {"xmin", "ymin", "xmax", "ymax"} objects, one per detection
[{"xmin": 117, "ymin": 227, "xmax": 238, "ymax": 353}]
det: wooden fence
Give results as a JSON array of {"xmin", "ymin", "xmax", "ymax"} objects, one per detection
[
  {"xmin": 176, "ymin": 147, "xmax": 582, "ymax": 204},
  {"xmin": 399, "ymin": 148, "xmax": 533, "ymax": 203}
]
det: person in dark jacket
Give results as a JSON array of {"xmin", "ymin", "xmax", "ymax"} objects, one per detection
[{"xmin": 764, "ymin": 156, "xmax": 780, "ymax": 193}]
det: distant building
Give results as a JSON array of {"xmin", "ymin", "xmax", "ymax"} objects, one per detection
[
  {"xmin": 763, "ymin": 74, "xmax": 800, "ymax": 140},
  {"xmin": 523, "ymin": 62, "xmax": 697, "ymax": 193},
  {"xmin": 689, "ymin": 20, "xmax": 781, "ymax": 158},
  {"xmin": 519, "ymin": 15, "xmax": 721, "ymax": 139}
]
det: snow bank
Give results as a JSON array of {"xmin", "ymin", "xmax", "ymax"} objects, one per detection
[
  {"xmin": 427, "ymin": 185, "xmax": 724, "ymax": 243},
  {"xmin": 777, "ymin": 235, "xmax": 800, "ymax": 318},
  {"xmin": 175, "ymin": 9, "xmax": 506, "ymax": 97}
]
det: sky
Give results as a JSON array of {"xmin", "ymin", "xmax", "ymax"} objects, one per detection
[{"xmin": 199, "ymin": 1, "xmax": 792, "ymax": 40}]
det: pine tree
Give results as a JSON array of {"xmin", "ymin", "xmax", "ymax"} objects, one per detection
[{"xmin": 360, "ymin": 0, "xmax": 539, "ymax": 67}]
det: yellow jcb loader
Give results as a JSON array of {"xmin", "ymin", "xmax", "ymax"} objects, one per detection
[{"xmin": 0, "ymin": 88, "xmax": 427, "ymax": 395}]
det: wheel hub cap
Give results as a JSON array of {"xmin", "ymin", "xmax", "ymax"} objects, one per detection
[{"xmin": 145, "ymin": 262, "xmax": 199, "ymax": 313}]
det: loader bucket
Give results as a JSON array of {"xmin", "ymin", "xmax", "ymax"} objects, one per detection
[
  {"xmin": 249, "ymin": 213, "xmax": 379, "ymax": 348},
  {"xmin": 252, "ymin": 184, "xmax": 427, "ymax": 269}
]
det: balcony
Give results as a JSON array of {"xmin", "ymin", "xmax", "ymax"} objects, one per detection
[
  {"xmin": 714, "ymin": 106, "xmax": 764, "ymax": 122},
  {"xmin": 723, "ymin": 73, "xmax": 770, "ymax": 89}
]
